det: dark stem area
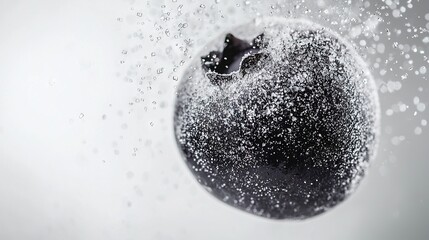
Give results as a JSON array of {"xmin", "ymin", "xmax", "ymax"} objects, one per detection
[{"xmin": 201, "ymin": 33, "xmax": 265, "ymax": 74}]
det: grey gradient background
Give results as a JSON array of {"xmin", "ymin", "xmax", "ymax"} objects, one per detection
[{"xmin": 0, "ymin": 0, "xmax": 428, "ymax": 239}]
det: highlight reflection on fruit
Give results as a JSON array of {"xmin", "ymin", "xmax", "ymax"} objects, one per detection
[{"xmin": 174, "ymin": 18, "xmax": 379, "ymax": 219}]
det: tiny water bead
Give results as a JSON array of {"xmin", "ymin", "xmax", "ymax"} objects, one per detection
[{"xmin": 174, "ymin": 18, "xmax": 379, "ymax": 219}]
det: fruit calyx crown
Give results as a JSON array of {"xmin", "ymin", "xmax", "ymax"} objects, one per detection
[{"xmin": 201, "ymin": 33, "xmax": 267, "ymax": 85}]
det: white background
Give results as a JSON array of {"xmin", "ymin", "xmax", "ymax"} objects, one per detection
[{"xmin": 0, "ymin": 0, "xmax": 428, "ymax": 239}]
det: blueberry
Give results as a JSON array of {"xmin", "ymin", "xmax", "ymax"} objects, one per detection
[{"xmin": 174, "ymin": 18, "xmax": 379, "ymax": 219}]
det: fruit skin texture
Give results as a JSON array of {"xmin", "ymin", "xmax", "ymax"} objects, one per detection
[{"xmin": 174, "ymin": 18, "xmax": 379, "ymax": 219}]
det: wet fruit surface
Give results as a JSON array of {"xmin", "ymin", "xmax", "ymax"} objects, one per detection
[{"xmin": 174, "ymin": 18, "xmax": 379, "ymax": 219}]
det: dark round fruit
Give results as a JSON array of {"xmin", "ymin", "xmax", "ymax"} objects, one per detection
[{"xmin": 174, "ymin": 18, "xmax": 379, "ymax": 219}]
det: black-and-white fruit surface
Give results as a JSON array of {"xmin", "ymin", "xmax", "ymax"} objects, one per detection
[{"xmin": 174, "ymin": 18, "xmax": 380, "ymax": 219}]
